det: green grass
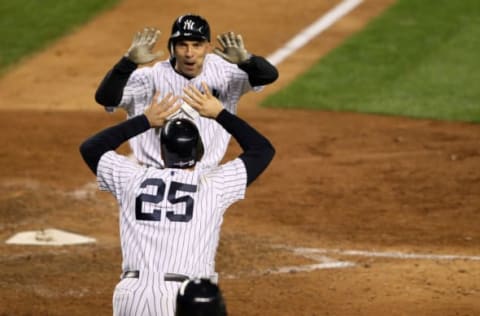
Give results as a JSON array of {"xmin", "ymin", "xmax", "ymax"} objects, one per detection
[
  {"xmin": 0, "ymin": 0, "xmax": 120, "ymax": 75},
  {"xmin": 262, "ymin": 0, "xmax": 480, "ymax": 122}
]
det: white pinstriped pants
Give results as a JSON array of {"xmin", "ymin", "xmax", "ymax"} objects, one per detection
[{"xmin": 112, "ymin": 271, "xmax": 183, "ymax": 316}]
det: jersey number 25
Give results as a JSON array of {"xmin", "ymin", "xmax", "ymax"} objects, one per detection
[{"xmin": 135, "ymin": 178, "xmax": 197, "ymax": 222}]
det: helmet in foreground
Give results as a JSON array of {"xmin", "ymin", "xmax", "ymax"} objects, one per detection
[
  {"xmin": 168, "ymin": 14, "xmax": 211, "ymax": 54},
  {"xmin": 175, "ymin": 278, "xmax": 227, "ymax": 316},
  {"xmin": 161, "ymin": 118, "xmax": 204, "ymax": 169}
]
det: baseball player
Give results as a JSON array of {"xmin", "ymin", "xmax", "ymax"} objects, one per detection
[
  {"xmin": 95, "ymin": 13, "xmax": 278, "ymax": 169},
  {"xmin": 80, "ymin": 82, "xmax": 275, "ymax": 316},
  {"xmin": 175, "ymin": 278, "xmax": 227, "ymax": 316}
]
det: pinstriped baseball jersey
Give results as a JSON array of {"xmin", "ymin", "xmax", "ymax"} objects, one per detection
[
  {"xmin": 97, "ymin": 150, "xmax": 246, "ymax": 277},
  {"xmin": 112, "ymin": 53, "xmax": 260, "ymax": 168}
]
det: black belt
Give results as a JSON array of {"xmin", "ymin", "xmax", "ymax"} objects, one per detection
[{"xmin": 121, "ymin": 270, "xmax": 189, "ymax": 283}]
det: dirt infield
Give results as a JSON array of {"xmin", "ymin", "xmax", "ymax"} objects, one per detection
[{"xmin": 1, "ymin": 0, "xmax": 480, "ymax": 315}]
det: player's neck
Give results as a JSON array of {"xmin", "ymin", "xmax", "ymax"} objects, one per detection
[{"xmin": 169, "ymin": 57, "xmax": 198, "ymax": 80}]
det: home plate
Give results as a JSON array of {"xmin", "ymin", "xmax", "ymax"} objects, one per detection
[{"xmin": 5, "ymin": 228, "xmax": 96, "ymax": 246}]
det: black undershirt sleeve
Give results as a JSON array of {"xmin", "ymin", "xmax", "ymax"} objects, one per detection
[
  {"xmin": 79, "ymin": 115, "xmax": 150, "ymax": 175},
  {"xmin": 95, "ymin": 57, "xmax": 138, "ymax": 108},
  {"xmin": 238, "ymin": 55, "xmax": 279, "ymax": 87},
  {"xmin": 215, "ymin": 109, "xmax": 275, "ymax": 186},
  {"xmin": 95, "ymin": 55, "xmax": 277, "ymax": 106}
]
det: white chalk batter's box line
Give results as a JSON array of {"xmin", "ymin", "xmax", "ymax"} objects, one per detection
[{"xmin": 222, "ymin": 245, "xmax": 480, "ymax": 279}]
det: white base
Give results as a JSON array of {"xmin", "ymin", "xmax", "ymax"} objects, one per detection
[{"xmin": 5, "ymin": 228, "xmax": 96, "ymax": 246}]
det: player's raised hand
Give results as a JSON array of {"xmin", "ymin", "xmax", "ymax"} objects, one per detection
[
  {"xmin": 213, "ymin": 32, "xmax": 251, "ymax": 64},
  {"xmin": 183, "ymin": 82, "xmax": 224, "ymax": 118},
  {"xmin": 144, "ymin": 91, "xmax": 181, "ymax": 127},
  {"xmin": 125, "ymin": 27, "xmax": 163, "ymax": 64}
]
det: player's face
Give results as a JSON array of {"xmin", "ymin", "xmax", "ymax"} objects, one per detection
[{"xmin": 174, "ymin": 40, "xmax": 211, "ymax": 78}]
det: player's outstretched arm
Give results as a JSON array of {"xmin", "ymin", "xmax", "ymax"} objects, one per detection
[
  {"xmin": 94, "ymin": 56, "xmax": 137, "ymax": 108},
  {"xmin": 81, "ymin": 92, "xmax": 180, "ymax": 174},
  {"xmin": 95, "ymin": 27, "xmax": 163, "ymax": 108},
  {"xmin": 213, "ymin": 31, "xmax": 278, "ymax": 86},
  {"xmin": 184, "ymin": 83, "xmax": 275, "ymax": 185},
  {"xmin": 216, "ymin": 109, "xmax": 275, "ymax": 186}
]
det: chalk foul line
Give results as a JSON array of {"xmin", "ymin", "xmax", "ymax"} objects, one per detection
[
  {"xmin": 223, "ymin": 245, "xmax": 480, "ymax": 279},
  {"xmin": 222, "ymin": 247, "xmax": 356, "ymax": 279},
  {"xmin": 267, "ymin": 0, "xmax": 364, "ymax": 66},
  {"xmin": 290, "ymin": 246, "xmax": 480, "ymax": 261}
]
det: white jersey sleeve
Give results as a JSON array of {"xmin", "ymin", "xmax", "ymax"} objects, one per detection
[
  {"xmin": 96, "ymin": 151, "xmax": 143, "ymax": 200},
  {"xmin": 201, "ymin": 54, "xmax": 260, "ymax": 113},
  {"xmin": 119, "ymin": 67, "xmax": 155, "ymax": 117}
]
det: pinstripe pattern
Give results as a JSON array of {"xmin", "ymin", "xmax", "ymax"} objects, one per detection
[
  {"xmin": 113, "ymin": 272, "xmax": 180, "ymax": 316},
  {"xmin": 97, "ymin": 151, "xmax": 247, "ymax": 316},
  {"xmin": 116, "ymin": 53, "xmax": 261, "ymax": 168}
]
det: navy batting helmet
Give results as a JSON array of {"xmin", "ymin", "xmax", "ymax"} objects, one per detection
[
  {"xmin": 168, "ymin": 14, "xmax": 210, "ymax": 54},
  {"xmin": 161, "ymin": 118, "xmax": 204, "ymax": 169},
  {"xmin": 175, "ymin": 278, "xmax": 227, "ymax": 316}
]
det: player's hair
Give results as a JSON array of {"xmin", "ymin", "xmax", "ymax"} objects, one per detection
[
  {"xmin": 168, "ymin": 14, "xmax": 211, "ymax": 55},
  {"xmin": 161, "ymin": 118, "xmax": 204, "ymax": 169},
  {"xmin": 175, "ymin": 278, "xmax": 227, "ymax": 316}
]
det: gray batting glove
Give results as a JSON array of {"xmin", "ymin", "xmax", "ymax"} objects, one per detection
[
  {"xmin": 213, "ymin": 32, "xmax": 251, "ymax": 64},
  {"xmin": 125, "ymin": 27, "xmax": 163, "ymax": 64}
]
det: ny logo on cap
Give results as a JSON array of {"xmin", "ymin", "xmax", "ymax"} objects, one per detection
[{"xmin": 183, "ymin": 19, "xmax": 196, "ymax": 31}]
